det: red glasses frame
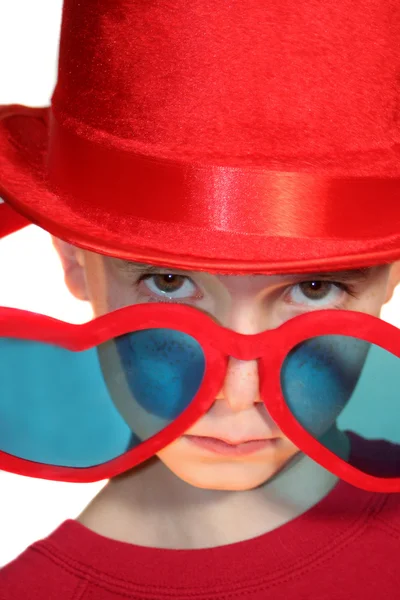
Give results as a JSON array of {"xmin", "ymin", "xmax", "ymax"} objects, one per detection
[
  {"xmin": 0, "ymin": 302, "xmax": 399, "ymax": 492},
  {"xmin": 1, "ymin": 204, "xmax": 399, "ymax": 492}
]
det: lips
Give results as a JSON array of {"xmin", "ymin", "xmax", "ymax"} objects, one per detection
[
  {"xmin": 185, "ymin": 435, "xmax": 277, "ymax": 456},
  {"xmin": 186, "ymin": 435, "xmax": 270, "ymax": 446}
]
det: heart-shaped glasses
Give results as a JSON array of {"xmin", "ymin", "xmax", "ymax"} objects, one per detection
[{"xmin": 0, "ymin": 302, "xmax": 399, "ymax": 492}]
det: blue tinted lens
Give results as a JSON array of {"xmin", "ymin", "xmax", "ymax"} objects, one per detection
[
  {"xmin": 114, "ymin": 328, "xmax": 206, "ymax": 420},
  {"xmin": 0, "ymin": 329, "xmax": 205, "ymax": 469},
  {"xmin": 281, "ymin": 335, "xmax": 400, "ymax": 477},
  {"xmin": 281, "ymin": 335, "xmax": 370, "ymax": 438}
]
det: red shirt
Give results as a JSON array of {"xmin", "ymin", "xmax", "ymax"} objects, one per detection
[{"xmin": 1, "ymin": 479, "xmax": 399, "ymax": 600}]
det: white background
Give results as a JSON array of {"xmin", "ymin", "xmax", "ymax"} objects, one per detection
[
  {"xmin": 0, "ymin": 1, "xmax": 106, "ymax": 567},
  {"xmin": 0, "ymin": 0, "xmax": 399, "ymax": 568}
]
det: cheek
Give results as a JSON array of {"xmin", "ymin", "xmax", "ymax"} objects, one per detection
[
  {"xmin": 104, "ymin": 281, "xmax": 133, "ymax": 313},
  {"xmin": 82, "ymin": 260, "xmax": 108, "ymax": 317},
  {"xmin": 87, "ymin": 262, "xmax": 141, "ymax": 315},
  {"xmin": 348, "ymin": 286, "xmax": 389, "ymax": 318}
]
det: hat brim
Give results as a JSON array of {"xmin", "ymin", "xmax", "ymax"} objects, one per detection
[{"xmin": 1, "ymin": 105, "xmax": 400, "ymax": 274}]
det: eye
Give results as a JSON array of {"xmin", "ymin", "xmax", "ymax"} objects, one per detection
[
  {"xmin": 288, "ymin": 281, "xmax": 348, "ymax": 307},
  {"xmin": 141, "ymin": 274, "xmax": 197, "ymax": 300}
]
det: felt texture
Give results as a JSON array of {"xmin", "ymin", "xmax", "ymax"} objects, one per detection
[
  {"xmin": 0, "ymin": 0, "xmax": 400, "ymax": 273},
  {"xmin": 54, "ymin": 0, "xmax": 400, "ymax": 161}
]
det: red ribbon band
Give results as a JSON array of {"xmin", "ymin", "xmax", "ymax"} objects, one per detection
[{"xmin": 47, "ymin": 115, "xmax": 400, "ymax": 239}]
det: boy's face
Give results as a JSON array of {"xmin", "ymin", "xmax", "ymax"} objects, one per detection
[{"xmin": 54, "ymin": 239, "xmax": 400, "ymax": 491}]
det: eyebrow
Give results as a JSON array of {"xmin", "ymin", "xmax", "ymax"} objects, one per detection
[
  {"xmin": 287, "ymin": 268, "xmax": 371, "ymax": 282},
  {"xmin": 116, "ymin": 261, "xmax": 178, "ymax": 274},
  {"xmin": 115, "ymin": 261, "xmax": 371, "ymax": 281}
]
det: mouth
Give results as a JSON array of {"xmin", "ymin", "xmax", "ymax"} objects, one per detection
[{"xmin": 184, "ymin": 435, "xmax": 278, "ymax": 456}]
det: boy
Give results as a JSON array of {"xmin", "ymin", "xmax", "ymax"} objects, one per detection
[{"xmin": 1, "ymin": 0, "xmax": 400, "ymax": 598}]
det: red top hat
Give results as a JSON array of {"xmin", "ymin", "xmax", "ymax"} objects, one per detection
[{"xmin": 1, "ymin": 0, "xmax": 400, "ymax": 274}]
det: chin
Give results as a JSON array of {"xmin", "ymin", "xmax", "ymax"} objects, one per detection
[
  {"xmin": 180, "ymin": 476, "xmax": 271, "ymax": 492},
  {"xmin": 161, "ymin": 456, "xmax": 284, "ymax": 491},
  {"xmin": 155, "ymin": 436, "xmax": 298, "ymax": 491}
]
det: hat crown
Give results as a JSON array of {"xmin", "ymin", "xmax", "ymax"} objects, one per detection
[
  {"xmin": 52, "ymin": 0, "xmax": 400, "ymax": 167},
  {"xmin": 2, "ymin": 1, "xmax": 400, "ymax": 275}
]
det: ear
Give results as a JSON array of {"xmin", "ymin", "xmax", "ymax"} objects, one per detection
[
  {"xmin": 384, "ymin": 261, "xmax": 400, "ymax": 304},
  {"xmin": 51, "ymin": 237, "xmax": 88, "ymax": 301}
]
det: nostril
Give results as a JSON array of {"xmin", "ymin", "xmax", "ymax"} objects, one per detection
[{"xmin": 221, "ymin": 357, "xmax": 262, "ymax": 408}]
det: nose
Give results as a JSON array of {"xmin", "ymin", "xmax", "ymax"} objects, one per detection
[
  {"xmin": 216, "ymin": 356, "xmax": 262, "ymax": 412},
  {"xmin": 215, "ymin": 301, "xmax": 270, "ymax": 411}
]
